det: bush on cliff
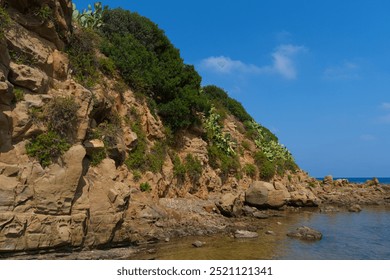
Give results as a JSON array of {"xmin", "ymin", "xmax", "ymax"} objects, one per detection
[{"xmin": 26, "ymin": 131, "xmax": 71, "ymax": 167}]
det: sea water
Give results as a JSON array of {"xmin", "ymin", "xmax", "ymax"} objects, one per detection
[{"xmin": 143, "ymin": 206, "xmax": 390, "ymax": 260}]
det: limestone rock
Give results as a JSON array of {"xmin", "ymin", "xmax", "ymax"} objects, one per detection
[
  {"xmin": 348, "ymin": 204, "xmax": 362, "ymax": 212},
  {"xmin": 234, "ymin": 230, "xmax": 259, "ymax": 239},
  {"xmin": 287, "ymin": 226, "xmax": 322, "ymax": 241},
  {"xmin": 0, "ymin": 175, "xmax": 19, "ymax": 211},
  {"xmin": 0, "ymin": 109, "xmax": 13, "ymax": 152},
  {"xmin": 245, "ymin": 181, "xmax": 290, "ymax": 209},
  {"xmin": 323, "ymin": 175, "xmax": 333, "ymax": 185},
  {"xmin": 33, "ymin": 145, "xmax": 86, "ymax": 215},
  {"xmin": 9, "ymin": 63, "xmax": 49, "ymax": 94},
  {"xmin": 52, "ymin": 50, "xmax": 69, "ymax": 79},
  {"xmin": 83, "ymin": 139, "xmax": 105, "ymax": 156},
  {"xmin": 216, "ymin": 193, "xmax": 243, "ymax": 217},
  {"xmin": 5, "ymin": 21, "xmax": 55, "ymax": 76},
  {"xmin": 0, "ymin": 81, "xmax": 14, "ymax": 106},
  {"xmin": 192, "ymin": 240, "xmax": 204, "ymax": 248}
]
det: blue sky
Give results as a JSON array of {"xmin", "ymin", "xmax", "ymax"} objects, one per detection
[{"xmin": 74, "ymin": 0, "xmax": 390, "ymax": 177}]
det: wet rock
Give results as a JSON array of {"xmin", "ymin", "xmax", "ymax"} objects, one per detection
[
  {"xmin": 234, "ymin": 230, "xmax": 259, "ymax": 239},
  {"xmin": 348, "ymin": 204, "xmax": 362, "ymax": 212},
  {"xmin": 253, "ymin": 211, "xmax": 269, "ymax": 219},
  {"xmin": 192, "ymin": 241, "xmax": 204, "ymax": 248},
  {"xmin": 287, "ymin": 226, "xmax": 322, "ymax": 241}
]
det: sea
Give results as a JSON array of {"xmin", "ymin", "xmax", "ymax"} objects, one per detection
[
  {"xmin": 317, "ymin": 177, "xmax": 390, "ymax": 184},
  {"xmin": 137, "ymin": 177, "xmax": 390, "ymax": 260}
]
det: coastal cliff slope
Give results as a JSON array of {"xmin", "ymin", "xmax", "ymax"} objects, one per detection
[{"xmin": 0, "ymin": 0, "xmax": 389, "ymax": 255}]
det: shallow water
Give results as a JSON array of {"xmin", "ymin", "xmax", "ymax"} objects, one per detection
[{"xmin": 141, "ymin": 207, "xmax": 390, "ymax": 260}]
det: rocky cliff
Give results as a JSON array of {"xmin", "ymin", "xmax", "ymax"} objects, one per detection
[{"xmin": 0, "ymin": 1, "xmax": 388, "ymax": 255}]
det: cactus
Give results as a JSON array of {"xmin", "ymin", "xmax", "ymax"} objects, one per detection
[{"xmin": 72, "ymin": 2, "xmax": 103, "ymax": 29}]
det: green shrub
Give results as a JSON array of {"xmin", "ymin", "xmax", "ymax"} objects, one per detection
[
  {"xmin": 241, "ymin": 140, "xmax": 251, "ymax": 151},
  {"xmin": 243, "ymin": 163, "xmax": 256, "ymax": 178},
  {"xmin": 13, "ymin": 88, "xmax": 24, "ymax": 102},
  {"xmin": 89, "ymin": 149, "xmax": 106, "ymax": 166},
  {"xmin": 145, "ymin": 141, "xmax": 166, "ymax": 173},
  {"xmin": 66, "ymin": 29, "xmax": 100, "ymax": 87},
  {"xmin": 208, "ymin": 144, "xmax": 240, "ymax": 180},
  {"xmin": 140, "ymin": 182, "xmax": 151, "ymax": 192},
  {"xmin": 184, "ymin": 154, "xmax": 202, "ymax": 183},
  {"xmin": 133, "ymin": 170, "xmax": 141, "ymax": 182},
  {"xmin": 125, "ymin": 121, "xmax": 147, "ymax": 170},
  {"xmin": 173, "ymin": 155, "xmax": 186, "ymax": 182},
  {"xmin": 259, "ymin": 161, "xmax": 275, "ymax": 181},
  {"xmin": 33, "ymin": 4, "xmax": 53, "ymax": 22},
  {"xmin": 98, "ymin": 56, "xmax": 116, "ymax": 76},
  {"xmin": 26, "ymin": 131, "xmax": 71, "ymax": 167},
  {"xmin": 46, "ymin": 96, "xmax": 79, "ymax": 140}
]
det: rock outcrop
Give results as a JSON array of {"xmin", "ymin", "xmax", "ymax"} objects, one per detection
[{"xmin": 1, "ymin": 0, "xmax": 390, "ymax": 256}]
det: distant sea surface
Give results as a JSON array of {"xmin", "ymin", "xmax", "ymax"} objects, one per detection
[{"xmin": 317, "ymin": 177, "xmax": 390, "ymax": 184}]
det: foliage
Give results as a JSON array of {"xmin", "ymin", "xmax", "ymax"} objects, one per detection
[
  {"xmin": 208, "ymin": 144, "xmax": 240, "ymax": 180},
  {"xmin": 46, "ymin": 96, "xmax": 79, "ymax": 140},
  {"xmin": 9, "ymin": 50, "xmax": 38, "ymax": 66},
  {"xmin": 259, "ymin": 160, "xmax": 276, "ymax": 181},
  {"xmin": 241, "ymin": 140, "xmax": 251, "ymax": 151},
  {"xmin": 243, "ymin": 163, "xmax": 257, "ymax": 178},
  {"xmin": 26, "ymin": 131, "xmax": 71, "ymax": 167},
  {"xmin": 184, "ymin": 154, "xmax": 203, "ymax": 183},
  {"xmin": 140, "ymin": 182, "xmax": 151, "ymax": 192},
  {"xmin": 66, "ymin": 29, "xmax": 99, "ymax": 87},
  {"xmin": 204, "ymin": 107, "xmax": 236, "ymax": 156},
  {"xmin": 100, "ymin": 8, "xmax": 208, "ymax": 132},
  {"xmin": 0, "ymin": 6, "xmax": 10, "ymax": 39},
  {"xmin": 33, "ymin": 4, "xmax": 52, "ymax": 22},
  {"xmin": 145, "ymin": 141, "xmax": 167, "ymax": 173},
  {"xmin": 72, "ymin": 2, "xmax": 103, "ymax": 29},
  {"xmin": 89, "ymin": 149, "xmax": 106, "ymax": 166},
  {"xmin": 203, "ymin": 85, "xmax": 253, "ymax": 123},
  {"xmin": 13, "ymin": 88, "xmax": 24, "ymax": 102},
  {"xmin": 246, "ymin": 120, "xmax": 296, "ymax": 175},
  {"xmin": 98, "ymin": 56, "xmax": 116, "ymax": 76},
  {"xmin": 132, "ymin": 170, "xmax": 141, "ymax": 182},
  {"xmin": 173, "ymin": 155, "xmax": 186, "ymax": 182},
  {"xmin": 125, "ymin": 121, "xmax": 147, "ymax": 170}
]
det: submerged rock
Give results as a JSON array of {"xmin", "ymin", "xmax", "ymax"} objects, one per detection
[
  {"xmin": 234, "ymin": 230, "xmax": 259, "ymax": 239},
  {"xmin": 287, "ymin": 226, "xmax": 322, "ymax": 241},
  {"xmin": 192, "ymin": 241, "xmax": 204, "ymax": 248},
  {"xmin": 348, "ymin": 204, "xmax": 362, "ymax": 212}
]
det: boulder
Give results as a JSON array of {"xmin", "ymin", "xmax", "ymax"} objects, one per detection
[
  {"xmin": 245, "ymin": 181, "xmax": 290, "ymax": 209},
  {"xmin": 192, "ymin": 240, "xmax": 204, "ymax": 248},
  {"xmin": 216, "ymin": 193, "xmax": 243, "ymax": 217},
  {"xmin": 287, "ymin": 226, "xmax": 322, "ymax": 241},
  {"xmin": 9, "ymin": 63, "xmax": 49, "ymax": 94},
  {"xmin": 83, "ymin": 139, "xmax": 105, "ymax": 156},
  {"xmin": 348, "ymin": 204, "xmax": 362, "ymax": 212}
]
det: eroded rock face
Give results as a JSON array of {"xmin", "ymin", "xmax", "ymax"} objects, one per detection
[{"xmin": 9, "ymin": 63, "xmax": 49, "ymax": 94}]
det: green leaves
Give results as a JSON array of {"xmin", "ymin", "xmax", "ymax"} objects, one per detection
[{"xmin": 72, "ymin": 2, "xmax": 103, "ymax": 29}]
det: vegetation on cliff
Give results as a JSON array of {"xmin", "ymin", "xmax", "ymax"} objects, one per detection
[{"xmin": 68, "ymin": 2, "xmax": 297, "ymax": 180}]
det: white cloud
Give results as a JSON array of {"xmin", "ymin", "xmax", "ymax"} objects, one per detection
[
  {"xmin": 323, "ymin": 61, "xmax": 360, "ymax": 80},
  {"xmin": 271, "ymin": 45, "xmax": 306, "ymax": 79},
  {"xmin": 199, "ymin": 44, "xmax": 306, "ymax": 80},
  {"xmin": 200, "ymin": 56, "xmax": 262, "ymax": 74}
]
